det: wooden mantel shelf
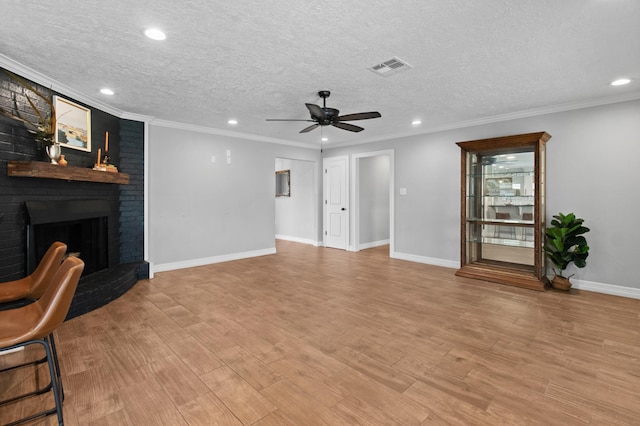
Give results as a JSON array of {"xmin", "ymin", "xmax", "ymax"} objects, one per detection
[{"xmin": 7, "ymin": 161, "xmax": 130, "ymax": 184}]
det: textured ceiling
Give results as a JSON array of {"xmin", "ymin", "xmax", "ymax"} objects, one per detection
[{"xmin": 1, "ymin": 0, "xmax": 639, "ymax": 148}]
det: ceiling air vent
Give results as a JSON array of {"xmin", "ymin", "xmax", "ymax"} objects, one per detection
[{"xmin": 368, "ymin": 57, "xmax": 413, "ymax": 77}]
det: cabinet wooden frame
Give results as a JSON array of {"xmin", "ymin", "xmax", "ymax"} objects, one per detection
[{"xmin": 456, "ymin": 132, "xmax": 551, "ymax": 291}]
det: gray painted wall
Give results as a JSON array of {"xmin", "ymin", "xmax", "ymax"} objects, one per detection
[
  {"xmin": 325, "ymin": 99, "xmax": 640, "ymax": 291},
  {"xmin": 359, "ymin": 155, "xmax": 390, "ymax": 245},
  {"xmin": 148, "ymin": 99, "xmax": 640, "ymax": 294},
  {"xmin": 275, "ymin": 157, "xmax": 317, "ymax": 243},
  {"xmin": 148, "ymin": 125, "xmax": 321, "ymax": 268}
]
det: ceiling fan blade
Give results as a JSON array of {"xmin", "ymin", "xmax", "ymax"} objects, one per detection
[
  {"xmin": 332, "ymin": 122, "xmax": 364, "ymax": 132},
  {"xmin": 336, "ymin": 111, "xmax": 381, "ymax": 121},
  {"xmin": 266, "ymin": 119, "xmax": 315, "ymax": 122},
  {"xmin": 300, "ymin": 123, "xmax": 320, "ymax": 133},
  {"xmin": 305, "ymin": 103, "xmax": 324, "ymax": 120}
]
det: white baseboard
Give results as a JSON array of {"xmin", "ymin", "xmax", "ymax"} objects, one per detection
[
  {"xmin": 152, "ymin": 247, "xmax": 276, "ymax": 274},
  {"xmin": 571, "ymin": 279, "xmax": 640, "ymax": 300},
  {"xmin": 391, "ymin": 252, "xmax": 640, "ymax": 300},
  {"xmin": 358, "ymin": 239, "xmax": 390, "ymax": 250},
  {"xmin": 391, "ymin": 251, "xmax": 460, "ymax": 269},
  {"xmin": 151, "ymin": 247, "xmax": 640, "ymax": 300},
  {"xmin": 275, "ymin": 235, "xmax": 321, "ymax": 247}
]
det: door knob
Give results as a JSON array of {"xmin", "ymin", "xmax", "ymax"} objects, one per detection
[{"xmin": 341, "ymin": 208, "xmax": 346, "ymax": 211}]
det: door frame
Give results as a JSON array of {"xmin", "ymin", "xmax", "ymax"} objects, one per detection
[
  {"xmin": 274, "ymin": 157, "xmax": 320, "ymax": 246},
  {"xmin": 351, "ymin": 149, "xmax": 395, "ymax": 255}
]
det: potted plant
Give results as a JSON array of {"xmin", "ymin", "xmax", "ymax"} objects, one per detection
[{"xmin": 543, "ymin": 212, "xmax": 590, "ymax": 290}]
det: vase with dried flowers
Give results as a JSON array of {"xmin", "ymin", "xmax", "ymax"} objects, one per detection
[{"xmin": 0, "ymin": 69, "xmax": 57, "ymax": 159}]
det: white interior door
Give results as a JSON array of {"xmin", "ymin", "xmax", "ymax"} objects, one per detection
[{"xmin": 324, "ymin": 156, "xmax": 349, "ymax": 250}]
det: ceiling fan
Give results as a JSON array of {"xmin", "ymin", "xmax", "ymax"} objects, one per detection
[{"xmin": 266, "ymin": 90, "xmax": 381, "ymax": 133}]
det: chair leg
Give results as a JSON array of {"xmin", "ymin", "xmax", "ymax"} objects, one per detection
[
  {"xmin": 0, "ymin": 339, "xmax": 64, "ymax": 426},
  {"xmin": 0, "ymin": 350, "xmax": 51, "ymax": 406},
  {"xmin": 47, "ymin": 333, "xmax": 64, "ymax": 402}
]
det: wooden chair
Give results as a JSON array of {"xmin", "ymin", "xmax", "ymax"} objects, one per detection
[
  {"xmin": 0, "ymin": 256, "xmax": 84, "ymax": 426},
  {"xmin": 0, "ymin": 242, "xmax": 67, "ymax": 306}
]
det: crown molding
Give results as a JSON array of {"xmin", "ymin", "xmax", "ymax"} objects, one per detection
[
  {"xmin": 329, "ymin": 90, "xmax": 640, "ymax": 149},
  {"xmin": 121, "ymin": 112, "xmax": 155, "ymax": 123},
  {"xmin": 150, "ymin": 118, "xmax": 313, "ymax": 148},
  {"xmin": 5, "ymin": 53, "xmax": 638, "ymax": 149},
  {"xmin": 0, "ymin": 54, "xmax": 128, "ymax": 119}
]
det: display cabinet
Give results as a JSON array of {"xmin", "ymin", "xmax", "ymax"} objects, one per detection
[{"xmin": 456, "ymin": 132, "xmax": 550, "ymax": 291}]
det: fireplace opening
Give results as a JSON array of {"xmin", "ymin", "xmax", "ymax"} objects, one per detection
[{"xmin": 25, "ymin": 200, "xmax": 110, "ymax": 277}]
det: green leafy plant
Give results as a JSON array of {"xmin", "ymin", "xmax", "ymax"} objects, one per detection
[
  {"xmin": 0, "ymin": 69, "xmax": 56, "ymax": 146},
  {"xmin": 544, "ymin": 212, "xmax": 590, "ymax": 278}
]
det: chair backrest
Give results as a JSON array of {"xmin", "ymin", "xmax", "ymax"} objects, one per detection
[
  {"xmin": 495, "ymin": 212, "xmax": 511, "ymax": 220},
  {"xmin": 31, "ymin": 256, "xmax": 84, "ymax": 339},
  {"xmin": 522, "ymin": 213, "xmax": 533, "ymax": 221},
  {"xmin": 27, "ymin": 241, "xmax": 67, "ymax": 299}
]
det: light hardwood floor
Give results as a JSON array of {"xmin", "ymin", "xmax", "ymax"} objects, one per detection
[{"xmin": 1, "ymin": 240, "xmax": 640, "ymax": 425}]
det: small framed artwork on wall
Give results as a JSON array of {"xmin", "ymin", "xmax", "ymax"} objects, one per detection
[{"xmin": 54, "ymin": 96, "xmax": 91, "ymax": 152}]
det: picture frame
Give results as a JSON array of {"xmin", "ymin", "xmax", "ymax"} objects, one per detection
[
  {"xmin": 275, "ymin": 170, "xmax": 290, "ymax": 197},
  {"xmin": 54, "ymin": 96, "xmax": 91, "ymax": 152}
]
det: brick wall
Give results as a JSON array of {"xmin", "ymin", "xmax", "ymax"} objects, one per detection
[
  {"xmin": 0, "ymin": 68, "xmax": 146, "ymax": 286},
  {"xmin": 119, "ymin": 119, "xmax": 147, "ymax": 277}
]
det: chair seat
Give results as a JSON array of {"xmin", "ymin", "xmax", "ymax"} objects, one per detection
[
  {"xmin": 0, "ymin": 242, "xmax": 67, "ymax": 305},
  {"xmin": 0, "ymin": 303, "xmax": 43, "ymax": 347}
]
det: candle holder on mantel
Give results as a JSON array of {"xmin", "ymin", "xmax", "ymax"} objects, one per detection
[{"xmin": 93, "ymin": 147, "xmax": 118, "ymax": 173}]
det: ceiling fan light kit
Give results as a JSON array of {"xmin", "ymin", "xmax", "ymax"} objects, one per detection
[{"xmin": 266, "ymin": 90, "xmax": 381, "ymax": 134}]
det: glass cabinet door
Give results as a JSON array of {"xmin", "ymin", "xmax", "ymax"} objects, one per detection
[
  {"xmin": 465, "ymin": 150, "xmax": 535, "ymax": 272},
  {"xmin": 456, "ymin": 132, "xmax": 549, "ymax": 291}
]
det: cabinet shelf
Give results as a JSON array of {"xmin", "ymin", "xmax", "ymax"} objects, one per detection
[
  {"xmin": 467, "ymin": 171, "xmax": 534, "ymax": 177},
  {"xmin": 467, "ymin": 236, "xmax": 534, "ymax": 249},
  {"xmin": 466, "ymin": 218, "xmax": 534, "ymax": 226},
  {"xmin": 456, "ymin": 132, "xmax": 550, "ymax": 291},
  {"xmin": 7, "ymin": 161, "xmax": 129, "ymax": 184}
]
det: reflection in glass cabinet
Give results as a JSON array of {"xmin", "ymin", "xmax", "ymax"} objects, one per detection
[{"xmin": 456, "ymin": 132, "xmax": 550, "ymax": 291}]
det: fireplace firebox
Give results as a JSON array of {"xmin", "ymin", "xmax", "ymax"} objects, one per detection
[{"xmin": 25, "ymin": 200, "xmax": 110, "ymax": 276}]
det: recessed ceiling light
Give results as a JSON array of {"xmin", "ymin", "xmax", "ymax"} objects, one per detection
[
  {"xmin": 411, "ymin": 120, "xmax": 422, "ymax": 125},
  {"xmin": 100, "ymin": 88, "xmax": 114, "ymax": 95},
  {"xmin": 610, "ymin": 78, "xmax": 631, "ymax": 86},
  {"xmin": 227, "ymin": 119, "xmax": 238, "ymax": 125},
  {"xmin": 144, "ymin": 28, "xmax": 166, "ymax": 41},
  {"xmin": 321, "ymin": 137, "xmax": 328, "ymax": 142}
]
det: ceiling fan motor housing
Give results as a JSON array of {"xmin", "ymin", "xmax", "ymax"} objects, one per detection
[{"xmin": 317, "ymin": 108, "xmax": 340, "ymax": 125}]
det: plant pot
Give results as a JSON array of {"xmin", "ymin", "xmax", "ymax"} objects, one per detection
[{"xmin": 551, "ymin": 275, "xmax": 571, "ymax": 291}]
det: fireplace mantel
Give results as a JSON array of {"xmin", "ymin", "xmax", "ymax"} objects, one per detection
[{"xmin": 7, "ymin": 161, "xmax": 129, "ymax": 184}]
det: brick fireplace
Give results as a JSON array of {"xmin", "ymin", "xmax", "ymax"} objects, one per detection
[{"xmin": 0, "ymin": 68, "xmax": 146, "ymax": 318}]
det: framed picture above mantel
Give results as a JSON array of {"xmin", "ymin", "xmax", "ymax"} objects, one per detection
[{"xmin": 54, "ymin": 96, "xmax": 91, "ymax": 152}]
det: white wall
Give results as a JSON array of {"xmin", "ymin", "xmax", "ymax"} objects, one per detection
[
  {"xmin": 148, "ymin": 124, "xmax": 321, "ymax": 271},
  {"xmin": 275, "ymin": 158, "xmax": 317, "ymax": 245},
  {"xmin": 358, "ymin": 155, "xmax": 390, "ymax": 246},
  {"xmin": 325, "ymin": 99, "xmax": 640, "ymax": 296}
]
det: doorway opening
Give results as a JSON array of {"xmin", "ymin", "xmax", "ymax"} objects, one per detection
[
  {"xmin": 275, "ymin": 158, "xmax": 319, "ymax": 246},
  {"xmin": 352, "ymin": 150, "xmax": 395, "ymax": 256}
]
